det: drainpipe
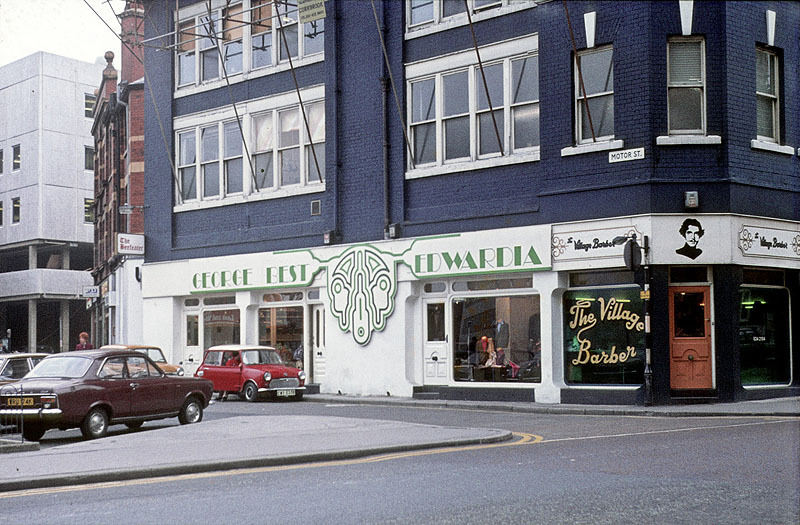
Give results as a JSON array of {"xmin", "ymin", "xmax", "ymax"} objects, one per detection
[
  {"xmin": 380, "ymin": 2, "xmax": 390, "ymax": 239},
  {"xmin": 331, "ymin": 0, "xmax": 341, "ymax": 242},
  {"xmin": 116, "ymin": 90, "xmax": 129, "ymax": 234}
]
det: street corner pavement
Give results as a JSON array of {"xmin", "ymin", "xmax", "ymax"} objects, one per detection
[{"xmin": 0, "ymin": 415, "xmax": 512, "ymax": 492}]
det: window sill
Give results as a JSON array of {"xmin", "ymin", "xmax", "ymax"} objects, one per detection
[
  {"xmin": 405, "ymin": 149, "xmax": 539, "ymax": 180},
  {"xmin": 750, "ymin": 139, "xmax": 795, "ymax": 156},
  {"xmin": 561, "ymin": 140, "xmax": 623, "ymax": 157},
  {"xmin": 656, "ymin": 135, "xmax": 721, "ymax": 145},
  {"xmin": 173, "ymin": 183, "xmax": 325, "ymax": 213}
]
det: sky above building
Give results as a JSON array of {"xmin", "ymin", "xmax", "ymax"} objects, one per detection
[{"xmin": 0, "ymin": 0, "xmax": 125, "ymax": 68}]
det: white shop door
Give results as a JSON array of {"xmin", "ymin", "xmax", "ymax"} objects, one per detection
[{"xmin": 423, "ymin": 301, "xmax": 448, "ymax": 384}]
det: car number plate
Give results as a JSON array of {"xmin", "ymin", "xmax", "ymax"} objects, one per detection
[
  {"xmin": 7, "ymin": 397, "xmax": 34, "ymax": 407},
  {"xmin": 276, "ymin": 389, "xmax": 294, "ymax": 397}
]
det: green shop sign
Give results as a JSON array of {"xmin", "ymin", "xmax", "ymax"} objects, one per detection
[{"xmin": 189, "ymin": 225, "xmax": 551, "ymax": 345}]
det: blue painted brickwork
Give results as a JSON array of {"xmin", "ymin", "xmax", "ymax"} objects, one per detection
[{"xmin": 143, "ymin": 0, "xmax": 798, "ymax": 264}]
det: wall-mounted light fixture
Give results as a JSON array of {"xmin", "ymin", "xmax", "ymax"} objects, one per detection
[{"xmin": 684, "ymin": 191, "xmax": 699, "ymax": 209}]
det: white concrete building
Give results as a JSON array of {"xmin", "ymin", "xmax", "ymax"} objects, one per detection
[{"xmin": 0, "ymin": 52, "xmax": 102, "ymax": 352}]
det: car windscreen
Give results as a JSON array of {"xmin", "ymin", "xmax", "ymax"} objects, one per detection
[
  {"xmin": 26, "ymin": 356, "xmax": 93, "ymax": 378},
  {"xmin": 134, "ymin": 348, "xmax": 166, "ymax": 362},
  {"xmin": 241, "ymin": 350, "xmax": 283, "ymax": 365}
]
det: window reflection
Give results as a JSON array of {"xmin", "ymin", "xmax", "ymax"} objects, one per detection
[{"xmin": 739, "ymin": 287, "xmax": 790, "ymax": 385}]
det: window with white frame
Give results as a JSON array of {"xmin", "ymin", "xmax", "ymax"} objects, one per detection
[
  {"xmin": 667, "ymin": 37, "xmax": 705, "ymax": 135},
  {"xmin": 176, "ymin": 0, "xmax": 324, "ymax": 91},
  {"xmin": 224, "ymin": 121, "xmax": 244, "ymax": 194},
  {"xmin": 756, "ymin": 47, "xmax": 779, "ymax": 142},
  {"xmin": 407, "ymin": 0, "xmax": 524, "ymax": 29},
  {"xmin": 255, "ymin": 101, "xmax": 324, "ymax": 190},
  {"xmin": 223, "ymin": 4, "xmax": 244, "ymax": 74},
  {"xmin": 574, "ymin": 46, "xmax": 614, "ymax": 144},
  {"xmin": 201, "ymin": 125, "xmax": 220, "ymax": 198},
  {"xmin": 174, "ymin": 91, "xmax": 325, "ymax": 207},
  {"xmin": 406, "ymin": 36, "xmax": 538, "ymax": 174},
  {"xmin": 178, "ymin": 129, "xmax": 197, "ymax": 201}
]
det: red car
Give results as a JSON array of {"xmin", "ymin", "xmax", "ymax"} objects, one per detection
[
  {"xmin": 196, "ymin": 345, "xmax": 306, "ymax": 402},
  {"xmin": 0, "ymin": 348, "xmax": 214, "ymax": 441}
]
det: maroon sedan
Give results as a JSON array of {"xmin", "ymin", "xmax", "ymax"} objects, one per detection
[
  {"xmin": 196, "ymin": 345, "xmax": 306, "ymax": 402},
  {"xmin": 0, "ymin": 348, "xmax": 214, "ymax": 442}
]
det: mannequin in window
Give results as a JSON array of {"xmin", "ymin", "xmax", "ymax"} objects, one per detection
[{"xmin": 494, "ymin": 317, "xmax": 509, "ymax": 365}]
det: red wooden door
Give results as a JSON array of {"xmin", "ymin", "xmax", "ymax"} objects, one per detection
[{"xmin": 669, "ymin": 286, "xmax": 713, "ymax": 389}]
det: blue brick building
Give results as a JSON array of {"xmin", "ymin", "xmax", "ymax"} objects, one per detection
[{"xmin": 141, "ymin": 0, "xmax": 799, "ymax": 404}]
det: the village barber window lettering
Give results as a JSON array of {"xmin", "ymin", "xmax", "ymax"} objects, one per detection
[{"xmin": 564, "ymin": 287, "xmax": 645, "ymax": 385}]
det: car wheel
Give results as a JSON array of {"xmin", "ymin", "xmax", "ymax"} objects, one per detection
[
  {"xmin": 81, "ymin": 407, "xmax": 109, "ymax": 439},
  {"xmin": 293, "ymin": 391, "xmax": 304, "ymax": 401},
  {"xmin": 179, "ymin": 397, "xmax": 203, "ymax": 425},
  {"xmin": 242, "ymin": 381, "xmax": 258, "ymax": 402},
  {"xmin": 125, "ymin": 421, "xmax": 144, "ymax": 430},
  {"xmin": 22, "ymin": 425, "xmax": 46, "ymax": 442}
]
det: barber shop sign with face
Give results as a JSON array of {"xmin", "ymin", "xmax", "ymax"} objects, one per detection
[{"xmin": 675, "ymin": 217, "xmax": 705, "ymax": 260}]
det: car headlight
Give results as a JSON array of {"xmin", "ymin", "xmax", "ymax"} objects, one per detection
[
  {"xmin": 263, "ymin": 371, "xmax": 272, "ymax": 382},
  {"xmin": 177, "ymin": 367, "xmax": 185, "ymax": 376},
  {"xmin": 196, "ymin": 370, "xmax": 204, "ymax": 377},
  {"xmin": 298, "ymin": 370, "xmax": 306, "ymax": 382}
]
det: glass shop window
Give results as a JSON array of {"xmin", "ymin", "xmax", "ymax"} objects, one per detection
[
  {"xmin": 739, "ymin": 286, "xmax": 791, "ymax": 385},
  {"xmin": 563, "ymin": 287, "xmax": 644, "ymax": 385},
  {"xmin": 452, "ymin": 294, "xmax": 540, "ymax": 383},
  {"xmin": 259, "ymin": 306, "xmax": 303, "ymax": 363},
  {"xmin": 203, "ymin": 309, "xmax": 240, "ymax": 347}
]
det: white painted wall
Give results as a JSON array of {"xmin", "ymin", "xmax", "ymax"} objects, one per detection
[{"xmin": 0, "ymin": 52, "xmax": 100, "ymax": 247}]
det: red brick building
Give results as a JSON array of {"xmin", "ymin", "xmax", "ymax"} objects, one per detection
[{"xmin": 90, "ymin": 1, "xmax": 145, "ymax": 345}]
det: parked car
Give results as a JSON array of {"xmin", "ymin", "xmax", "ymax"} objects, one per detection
[
  {"xmin": 0, "ymin": 353, "xmax": 48, "ymax": 385},
  {"xmin": 195, "ymin": 345, "xmax": 306, "ymax": 402},
  {"xmin": 100, "ymin": 344, "xmax": 185, "ymax": 376},
  {"xmin": 0, "ymin": 348, "xmax": 213, "ymax": 442}
]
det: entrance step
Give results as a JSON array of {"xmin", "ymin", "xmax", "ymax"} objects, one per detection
[
  {"xmin": 413, "ymin": 392, "xmax": 440, "ymax": 400},
  {"xmin": 670, "ymin": 390, "xmax": 718, "ymax": 404}
]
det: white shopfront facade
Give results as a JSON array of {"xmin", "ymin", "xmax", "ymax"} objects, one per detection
[{"xmin": 141, "ymin": 214, "xmax": 799, "ymax": 403}]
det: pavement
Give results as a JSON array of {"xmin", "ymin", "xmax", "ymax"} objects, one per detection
[{"xmin": 0, "ymin": 394, "xmax": 797, "ymax": 492}]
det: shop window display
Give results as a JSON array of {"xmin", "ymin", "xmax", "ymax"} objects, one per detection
[
  {"xmin": 452, "ymin": 294, "xmax": 541, "ymax": 382},
  {"xmin": 563, "ymin": 287, "xmax": 644, "ymax": 385},
  {"xmin": 259, "ymin": 306, "xmax": 303, "ymax": 364},
  {"xmin": 739, "ymin": 287, "xmax": 791, "ymax": 385}
]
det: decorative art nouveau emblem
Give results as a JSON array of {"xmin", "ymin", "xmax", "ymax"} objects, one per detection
[{"xmin": 327, "ymin": 245, "xmax": 397, "ymax": 345}]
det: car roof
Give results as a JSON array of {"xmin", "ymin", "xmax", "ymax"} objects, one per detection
[
  {"xmin": 100, "ymin": 344, "xmax": 162, "ymax": 351},
  {"xmin": 0, "ymin": 353, "xmax": 49, "ymax": 359},
  {"xmin": 206, "ymin": 345, "xmax": 277, "ymax": 351},
  {"xmin": 52, "ymin": 349, "xmax": 150, "ymax": 359}
]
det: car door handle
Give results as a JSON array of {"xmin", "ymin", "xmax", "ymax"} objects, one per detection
[{"xmin": 129, "ymin": 382, "xmax": 139, "ymax": 390}]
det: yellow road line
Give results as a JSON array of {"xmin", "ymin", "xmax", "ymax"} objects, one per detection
[{"xmin": 0, "ymin": 432, "xmax": 541, "ymax": 499}]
